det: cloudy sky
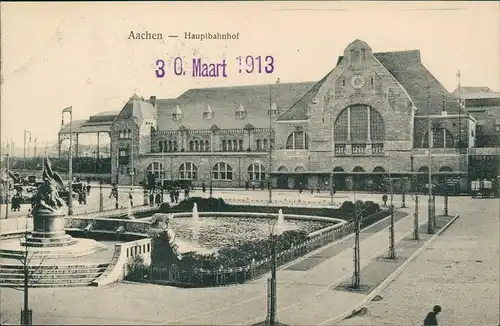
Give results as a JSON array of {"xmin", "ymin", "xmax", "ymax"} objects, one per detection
[{"xmin": 1, "ymin": 1, "xmax": 499, "ymax": 147}]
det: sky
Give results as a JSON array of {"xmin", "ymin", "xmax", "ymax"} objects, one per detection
[{"xmin": 1, "ymin": 1, "xmax": 499, "ymax": 148}]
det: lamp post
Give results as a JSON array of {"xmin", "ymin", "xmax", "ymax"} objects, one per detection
[
  {"xmin": 23, "ymin": 130, "xmax": 32, "ymax": 171},
  {"xmin": 427, "ymin": 91, "xmax": 435, "ymax": 234},
  {"xmin": 4, "ymin": 152, "xmax": 10, "ymax": 219},
  {"xmin": 62, "ymin": 106, "xmax": 73, "ymax": 216},
  {"xmin": 411, "ymin": 155, "xmax": 419, "ymax": 240},
  {"xmin": 387, "ymin": 176, "xmax": 396, "ymax": 259},
  {"xmin": 267, "ymin": 213, "xmax": 283, "ymax": 326},
  {"xmin": 130, "ymin": 116, "xmax": 139, "ymax": 188},
  {"xmin": 401, "ymin": 177, "xmax": 406, "ymax": 208}
]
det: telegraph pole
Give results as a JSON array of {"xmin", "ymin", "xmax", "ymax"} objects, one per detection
[{"xmin": 352, "ymin": 203, "xmax": 361, "ymax": 288}]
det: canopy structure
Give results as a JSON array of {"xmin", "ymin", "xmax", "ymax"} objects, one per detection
[{"xmin": 58, "ymin": 111, "xmax": 119, "ymax": 159}]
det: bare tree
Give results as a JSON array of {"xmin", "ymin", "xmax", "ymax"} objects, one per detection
[{"xmin": 10, "ymin": 216, "xmax": 49, "ymax": 326}]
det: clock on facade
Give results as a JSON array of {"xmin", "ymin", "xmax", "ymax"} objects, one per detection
[{"xmin": 351, "ymin": 74, "xmax": 365, "ymax": 89}]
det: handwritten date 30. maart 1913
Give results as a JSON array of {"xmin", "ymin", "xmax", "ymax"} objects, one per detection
[{"xmin": 154, "ymin": 56, "xmax": 275, "ymax": 78}]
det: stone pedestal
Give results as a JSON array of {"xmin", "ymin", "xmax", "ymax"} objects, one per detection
[{"xmin": 23, "ymin": 209, "xmax": 76, "ymax": 248}]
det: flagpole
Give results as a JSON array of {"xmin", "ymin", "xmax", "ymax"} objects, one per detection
[{"xmin": 62, "ymin": 106, "xmax": 73, "ymax": 216}]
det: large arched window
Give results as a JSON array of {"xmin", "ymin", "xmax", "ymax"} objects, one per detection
[
  {"xmin": 213, "ymin": 162, "xmax": 233, "ymax": 180},
  {"xmin": 147, "ymin": 162, "xmax": 164, "ymax": 180},
  {"xmin": 286, "ymin": 132, "xmax": 309, "ymax": 149},
  {"xmin": 294, "ymin": 166, "xmax": 306, "ymax": 173},
  {"xmin": 422, "ymin": 129, "xmax": 454, "ymax": 148},
  {"xmin": 179, "ymin": 162, "xmax": 198, "ymax": 180},
  {"xmin": 334, "ymin": 105, "xmax": 385, "ymax": 142},
  {"xmin": 248, "ymin": 163, "xmax": 266, "ymax": 181}
]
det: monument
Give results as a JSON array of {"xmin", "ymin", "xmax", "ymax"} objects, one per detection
[{"xmin": 22, "ymin": 158, "xmax": 76, "ymax": 247}]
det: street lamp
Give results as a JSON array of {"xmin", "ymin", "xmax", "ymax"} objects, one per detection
[
  {"xmin": 62, "ymin": 106, "xmax": 73, "ymax": 216},
  {"xmin": 23, "ymin": 130, "xmax": 32, "ymax": 170},
  {"xmin": 4, "ymin": 152, "xmax": 10, "ymax": 219},
  {"xmin": 267, "ymin": 212, "xmax": 283, "ymax": 326},
  {"xmin": 427, "ymin": 91, "xmax": 435, "ymax": 234}
]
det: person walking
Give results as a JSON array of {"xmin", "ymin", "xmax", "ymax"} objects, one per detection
[{"xmin": 424, "ymin": 305, "xmax": 442, "ymax": 325}]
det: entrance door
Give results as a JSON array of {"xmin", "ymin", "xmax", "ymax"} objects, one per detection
[{"xmin": 277, "ymin": 174, "xmax": 289, "ymax": 189}]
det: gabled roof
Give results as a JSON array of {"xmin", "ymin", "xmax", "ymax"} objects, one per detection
[
  {"xmin": 453, "ymin": 86, "xmax": 500, "ymax": 99},
  {"xmin": 374, "ymin": 51, "xmax": 464, "ymax": 115},
  {"xmin": 155, "ymin": 82, "xmax": 314, "ymax": 130},
  {"xmin": 278, "ymin": 50, "xmax": 467, "ymax": 121},
  {"xmin": 277, "ymin": 69, "xmax": 335, "ymax": 121}
]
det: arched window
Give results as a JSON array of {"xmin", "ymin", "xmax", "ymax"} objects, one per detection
[
  {"xmin": 213, "ymin": 162, "xmax": 233, "ymax": 180},
  {"xmin": 373, "ymin": 166, "xmax": 385, "ymax": 173},
  {"xmin": 222, "ymin": 140, "xmax": 227, "ymax": 151},
  {"xmin": 333, "ymin": 166, "xmax": 344, "ymax": 172},
  {"xmin": 228, "ymin": 140, "xmax": 233, "ymax": 151},
  {"xmin": 168, "ymin": 141, "xmax": 172, "ymax": 152},
  {"xmin": 294, "ymin": 166, "xmax": 306, "ymax": 173},
  {"xmin": 423, "ymin": 129, "xmax": 454, "ymax": 148},
  {"xmin": 278, "ymin": 166, "xmax": 288, "ymax": 172},
  {"xmin": 286, "ymin": 132, "xmax": 309, "ymax": 150},
  {"xmin": 189, "ymin": 141, "xmax": 194, "ymax": 152},
  {"xmin": 233, "ymin": 140, "xmax": 237, "ymax": 151},
  {"xmin": 147, "ymin": 162, "xmax": 164, "ymax": 180},
  {"xmin": 257, "ymin": 139, "xmax": 262, "ymax": 151},
  {"xmin": 334, "ymin": 105, "xmax": 385, "ymax": 143},
  {"xmin": 179, "ymin": 162, "xmax": 198, "ymax": 180},
  {"xmin": 439, "ymin": 166, "xmax": 453, "ymax": 172},
  {"xmin": 158, "ymin": 141, "xmax": 164, "ymax": 152},
  {"xmin": 238, "ymin": 139, "xmax": 243, "ymax": 151},
  {"xmin": 173, "ymin": 141, "xmax": 178, "ymax": 152},
  {"xmin": 263, "ymin": 139, "xmax": 269, "ymax": 151},
  {"xmin": 248, "ymin": 163, "xmax": 266, "ymax": 181},
  {"xmin": 353, "ymin": 166, "xmax": 365, "ymax": 172},
  {"xmin": 200, "ymin": 140, "xmax": 205, "ymax": 152},
  {"xmin": 205, "ymin": 140, "xmax": 210, "ymax": 152}
]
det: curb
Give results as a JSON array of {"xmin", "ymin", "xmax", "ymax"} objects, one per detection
[{"xmin": 322, "ymin": 213, "xmax": 460, "ymax": 325}]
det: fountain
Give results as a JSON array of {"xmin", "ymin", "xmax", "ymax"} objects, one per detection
[
  {"xmin": 127, "ymin": 198, "xmax": 135, "ymax": 220},
  {"xmin": 274, "ymin": 209, "xmax": 286, "ymax": 236},
  {"xmin": 192, "ymin": 203, "xmax": 200, "ymax": 242}
]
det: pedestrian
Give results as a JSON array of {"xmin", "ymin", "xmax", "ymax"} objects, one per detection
[
  {"xmin": 155, "ymin": 192, "xmax": 161, "ymax": 207},
  {"xmin": 129, "ymin": 191, "xmax": 133, "ymax": 207},
  {"xmin": 423, "ymin": 305, "xmax": 442, "ymax": 325},
  {"xmin": 311, "ymin": 186, "xmax": 314, "ymax": 194},
  {"xmin": 86, "ymin": 184, "xmax": 91, "ymax": 196},
  {"xmin": 260, "ymin": 181, "xmax": 264, "ymax": 191},
  {"xmin": 149, "ymin": 192, "xmax": 154, "ymax": 206},
  {"xmin": 316, "ymin": 184, "xmax": 320, "ymax": 193},
  {"xmin": 174, "ymin": 188, "xmax": 179, "ymax": 203},
  {"xmin": 245, "ymin": 180, "xmax": 249, "ymax": 191},
  {"xmin": 170, "ymin": 190, "xmax": 175, "ymax": 203},
  {"xmin": 252, "ymin": 183, "xmax": 255, "ymax": 191},
  {"xmin": 298, "ymin": 182, "xmax": 303, "ymax": 194},
  {"xmin": 202, "ymin": 182, "xmax": 206, "ymax": 193},
  {"xmin": 382, "ymin": 193, "xmax": 388, "ymax": 207}
]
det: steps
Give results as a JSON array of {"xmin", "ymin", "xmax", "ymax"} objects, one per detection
[{"xmin": 0, "ymin": 263, "xmax": 109, "ymax": 288}]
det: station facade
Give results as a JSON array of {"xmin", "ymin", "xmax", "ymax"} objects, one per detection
[{"xmin": 59, "ymin": 39, "xmax": 499, "ymax": 191}]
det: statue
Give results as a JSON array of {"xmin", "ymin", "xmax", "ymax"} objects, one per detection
[{"xmin": 32, "ymin": 157, "xmax": 67, "ymax": 213}]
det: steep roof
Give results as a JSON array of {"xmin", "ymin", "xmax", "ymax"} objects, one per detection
[
  {"xmin": 374, "ymin": 50, "xmax": 464, "ymax": 115},
  {"xmin": 116, "ymin": 96, "xmax": 156, "ymax": 124},
  {"xmin": 155, "ymin": 82, "xmax": 314, "ymax": 130},
  {"xmin": 277, "ymin": 69, "xmax": 336, "ymax": 121},
  {"xmin": 278, "ymin": 50, "xmax": 467, "ymax": 121}
]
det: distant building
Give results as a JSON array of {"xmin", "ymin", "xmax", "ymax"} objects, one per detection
[
  {"xmin": 59, "ymin": 39, "xmax": 499, "ymax": 191},
  {"xmin": 453, "ymin": 87, "xmax": 500, "ymax": 180}
]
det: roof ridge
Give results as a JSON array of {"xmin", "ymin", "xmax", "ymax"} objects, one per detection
[{"xmin": 183, "ymin": 81, "xmax": 316, "ymax": 92}]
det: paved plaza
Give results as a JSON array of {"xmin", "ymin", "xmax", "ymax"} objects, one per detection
[{"xmin": 0, "ymin": 190, "xmax": 498, "ymax": 325}]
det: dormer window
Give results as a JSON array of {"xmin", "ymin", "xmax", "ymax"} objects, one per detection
[
  {"xmin": 268, "ymin": 102, "xmax": 279, "ymax": 116},
  {"xmin": 236, "ymin": 104, "xmax": 247, "ymax": 119},
  {"xmin": 172, "ymin": 105, "xmax": 183, "ymax": 121},
  {"xmin": 203, "ymin": 104, "xmax": 214, "ymax": 119}
]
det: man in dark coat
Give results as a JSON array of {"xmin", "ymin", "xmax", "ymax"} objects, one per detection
[
  {"xmin": 424, "ymin": 305, "xmax": 442, "ymax": 325},
  {"xmin": 202, "ymin": 182, "xmax": 206, "ymax": 193}
]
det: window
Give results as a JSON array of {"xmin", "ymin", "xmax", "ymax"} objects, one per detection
[
  {"xmin": 257, "ymin": 139, "xmax": 262, "ymax": 151},
  {"xmin": 179, "ymin": 162, "xmax": 198, "ymax": 180},
  {"xmin": 158, "ymin": 141, "xmax": 164, "ymax": 152},
  {"xmin": 205, "ymin": 140, "xmax": 210, "ymax": 151},
  {"xmin": 238, "ymin": 139, "xmax": 243, "ymax": 151},
  {"xmin": 286, "ymin": 132, "xmax": 309, "ymax": 150},
  {"xmin": 263, "ymin": 139, "xmax": 269, "ymax": 151},
  {"xmin": 422, "ymin": 128, "xmax": 454, "ymax": 148},
  {"xmin": 334, "ymin": 105, "xmax": 385, "ymax": 144},
  {"xmin": 222, "ymin": 140, "xmax": 227, "ymax": 151},
  {"xmin": 147, "ymin": 162, "xmax": 164, "ymax": 180},
  {"xmin": 248, "ymin": 163, "xmax": 266, "ymax": 181},
  {"xmin": 212, "ymin": 162, "xmax": 233, "ymax": 180},
  {"xmin": 189, "ymin": 141, "xmax": 194, "ymax": 152}
]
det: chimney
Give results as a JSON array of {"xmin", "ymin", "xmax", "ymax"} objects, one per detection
[{"xmin": 150, "ymin": 96, "xmax": 157, "ymax": 107}]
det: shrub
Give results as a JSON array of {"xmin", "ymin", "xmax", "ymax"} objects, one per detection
[
  {"xmin": 339, "ymin": 201, "xmax": 355, "ymax": 213},
  {"xmin": 126, "ymin": 255, "xmax": 149, "ymax": 281}
]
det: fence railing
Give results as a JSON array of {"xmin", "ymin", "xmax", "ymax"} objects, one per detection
[
  {"xmin": 133, "ymin": 219, "xmax": 356, "ymax": 287},
  {"xmin": 222, "ymin": 198, "xmax": 343, "ymax": 208}
]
